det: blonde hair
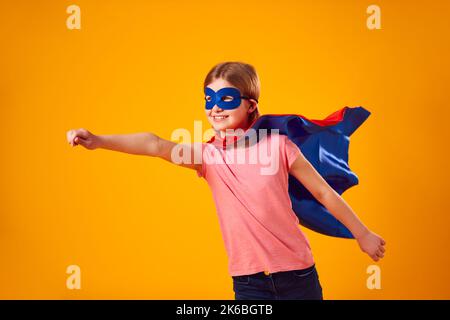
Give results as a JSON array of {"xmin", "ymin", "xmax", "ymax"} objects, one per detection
[{"xmin": 203, "ymin": 61, "xmax": 261, "ymax": 123}]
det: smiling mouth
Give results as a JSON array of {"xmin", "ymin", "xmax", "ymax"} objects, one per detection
[{"xmin": 212, "ymin": 115, "xmax": 229, "ymax": 121}]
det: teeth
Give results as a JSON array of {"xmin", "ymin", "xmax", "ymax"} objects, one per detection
[{"xmin": 213, "ymin": 116, "xmax": 228, "ymax": 119}]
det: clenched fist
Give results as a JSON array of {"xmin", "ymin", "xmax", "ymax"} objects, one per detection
[
  {"xmin": 356, "ymin": 230, "xmax": 386, "ymax": 262},
  {"xmin": 66, "ymin": 128, "xmax": 99, "ymax": 150}
]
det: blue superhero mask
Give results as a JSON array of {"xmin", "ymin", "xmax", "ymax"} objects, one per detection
[{"xmin": 204, "ymin": 87, "xmax": 257, "ymax": 110}]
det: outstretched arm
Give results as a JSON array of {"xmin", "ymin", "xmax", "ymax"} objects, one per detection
[
  {"xmin": 289, "ymin": 149, "xmax": 386, "ymax": 261},
  {"xmin": 66, "ymin": 128, "xmax": 202, "ymax": 172}
]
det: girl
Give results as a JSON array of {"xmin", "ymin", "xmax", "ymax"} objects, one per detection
[{"xmin": 66, "ymin": 61, "xmax": 385, "ymax": 300}]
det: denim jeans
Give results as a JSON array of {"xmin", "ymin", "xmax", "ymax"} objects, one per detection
[{"xmin": 232, "ymin": 264, "xmax": 323, "ymax": 300}]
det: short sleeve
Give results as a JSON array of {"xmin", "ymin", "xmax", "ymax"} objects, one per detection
[
  {"xmin": 196, "ymin": 163, "xmax": 205, "ymax": 178},
  {"xmin": 195, "ymin": 143, "xmax": 206, "ymax": 179},
  {"xmin": 285, "ymin": 136, "xmax": 301, "ymax": 170}
]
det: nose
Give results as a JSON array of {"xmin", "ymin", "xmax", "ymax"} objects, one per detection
[{"xmin": 211, "ymin": 105, "xmax": 224, "ymax": 113}]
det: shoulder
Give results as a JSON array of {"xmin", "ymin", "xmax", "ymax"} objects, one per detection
[{"xmin": 265, "ymin": 132, "xmax": 289, "ymax": 146}]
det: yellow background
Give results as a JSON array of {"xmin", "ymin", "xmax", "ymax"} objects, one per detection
[{"xmin": 1, "ymin": 0, "xmax": 449, "ymax": 299}]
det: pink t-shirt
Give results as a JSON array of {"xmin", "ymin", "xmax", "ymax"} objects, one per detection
[{"xmin": 196, "ymin": 132, "xmax": 315, "ymax": 276}]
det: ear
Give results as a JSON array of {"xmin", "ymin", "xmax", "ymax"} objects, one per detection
[{"xmin": 247, "ymin": 99, "xmax": 257, "ymax": 113}]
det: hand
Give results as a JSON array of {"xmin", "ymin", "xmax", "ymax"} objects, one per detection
[
  {"xmin": 356, "ymin": 230, "xmax": 386, "ymax": 262},
  {"xmin": 66, "ymin": 128, "xmax": 99, "ymax": 150}
]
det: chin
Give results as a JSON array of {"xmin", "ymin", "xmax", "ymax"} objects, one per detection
[
  {"xmin": 212, "ymin": 124, "xmax": 229, "ymax": 131},
  {"xmin": 210, "ymin": 120, "xmax": 232, "ymax": 131}
]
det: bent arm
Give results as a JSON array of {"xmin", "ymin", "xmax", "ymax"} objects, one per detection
[
  {"xmin": 288, "ymin": 149, "xmax": 386, "ymax": 260},
  {"xmin": 288, "ymin": 151, "xmax": 369, "ymax": 238}
]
